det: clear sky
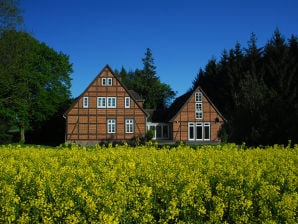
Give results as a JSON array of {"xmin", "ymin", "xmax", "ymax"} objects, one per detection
[{"xmin": 20, "ymin": 0, "xmax": 298, "ymax": 98}]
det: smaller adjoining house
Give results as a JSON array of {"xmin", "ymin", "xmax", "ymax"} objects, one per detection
[{"xmin": 64, "ymin": 65, "xmax": 225, "ymax": 144}]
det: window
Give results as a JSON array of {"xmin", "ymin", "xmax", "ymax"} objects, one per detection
[
  {"xmin": 107, "ymin": 119, "xmax": 116, "ymax": 133},
  {"xmin": 196, "ymin": 123, "xmax": 203, "ymax": 140},
  {"xmin": 83, "ymin": 97, "xmax": 89, "ymax": 108},
  {"xmin": 188, "ymin": 122, "xmax": 210, "ymax": 141},
  {"xmin": 125, "ymin": 97, "xmax": 130, "ymax": 108},
  {"xmin": 107, "ymin": 97, "xmax": 116, "ymax": 108},
  {"xmin": 204, "ymin": 123, "xmax": 210, "ymax": 140},
  {"xmin": 97, "ymin": 97, "xmax": 106, "ymax": 108},
  {"xmin": 97, "ymin": 97, "xmax": 116, "ymax": 108},
  {"xmin": 107, "ymin": 78, "xmax": 113, "ymax": 86},
  {"xmin": 102, "ymin": 78, "xmax": 106, "ymax": 86},
  {"xmin": 195, "ymin": 102, "xmax": 203, "ymax": 119},
  {"xmin": 188, "ymin": 123, "xmax": 195, "ymax": 140},
  {"xmin": 125, "ymin": 119, "xmax": 134, "ymax": 133},
  {"xmin": 102, "ymin": 78, "xmax": 112, "ymax": 86},
  {"xmin": 195, "ymin": 111, "xmax": 203, "ymax": 119},
  {"xmin": 195, "ymin": 92, "xmax": 202, "ymax": 102}
]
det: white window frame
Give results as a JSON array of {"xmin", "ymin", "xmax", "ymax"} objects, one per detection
[
  {"xmin": 188, "ymin": 122, "xmax": 210, "ymax": 141},
  {"xmin": 204, "ymin": 122, "xmax": 210, "ymax": 141},
  {"xmin": 107, "ymin": 78, "xmax": 113, "ymax": 86},
  {"xmin": 125, "ymin": 119, "xmax": 134, "ymax": 133},
  {"xmin": 196, "ymin": 123, "xmax": 203, "ymax": 141},
  {"xmin": 102, "ymin": 78, "xmax": 107, "ymax": 86},
  {"xmin": 97, "ymin": 97, "xmax": 106, "ymax": 108},
  {"xmin": 195, "ymin": 111, "xmax": 203, "ymax": 119},
  {"xmin": 83, "ymin": 97, "xmax": 89, "ymax": 108},
  {"xmin": 107, "ymin": 97, "xmax": 116, "ymax": 108},
  {"xmin": 195, "ymin": 92, "xmax": 202, "ymax": 102},
  {"xmin": 195, "ymin": 102, "xmax": 203, "ymax": 119},
  {"xmin": 125, "ymin": 97, "xmax": 130, "ymax": 108},
  {"xmin": 107, "ymin": 119, "xmax": 116, "ymax": 133},
  {"xmin": 188, "ymin": 122, "xmax": 195, "ymax": 140}
]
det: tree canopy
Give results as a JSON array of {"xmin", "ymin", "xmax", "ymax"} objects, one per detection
[
  {"xmin": 193, "ymin": 29, "xmax": 298, "ymax": 145},
  {"xmin": 0, "ymin": 30, "xmax": 72, "ymax": 143},
  {"xmin": 0, "ymin": 0, "xmax": 23, "ymax": 34},
  {"xmin": 116, "ymin": 48, "xmax": 176, "ymax": 109}
]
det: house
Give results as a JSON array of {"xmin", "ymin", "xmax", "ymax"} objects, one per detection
[
  {"xmin": 65, "ymin": 65, "xmax": 225, "ymax": 144},
  {"xmin": 65, "ymin": 65, "xmax": 147, "ymax": 144}
]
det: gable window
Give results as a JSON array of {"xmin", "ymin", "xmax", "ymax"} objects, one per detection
[
  {"xmin": 195, "ymin": 92, "xmax": 202, "ymax": 102},
  {"xmin": 83, "ymin": 97, "xmax": 89, "ymax": 108},
  {"xmin": 102, "ymin": 78, "xmax": 113, "ymax": 86},
  {"xmin": 125, "ymin": 119, "xmax": 134, "ymax": 133},
  {"xmin": 107, "ymin": 97, "xmax": 116, "ymax": 108},
  {"xmin": 107, "ymin": 78, "xmax": 113, "ymax": 86},
  {"xmin": 102, "ymin": 78, "xmax": 106, "ymax": 86},
  {"xmin": 107, "ymin": 119, "xmax": 116, "ymax": 133},
  {"xmin": 97, "ymin": 97, "xmax": 106, "ymax": 108},
  {"xmin": 195, "ymin": 103, "xmax": 203, "ymax": 119},
  {"xmin": 125, "ymin": 97, "xmax": 130, "ymax": 108}
]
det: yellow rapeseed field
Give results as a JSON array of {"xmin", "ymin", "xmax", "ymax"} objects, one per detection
[{"xmin": 0, "ymin": 143, "xmax": 297, "ymax": 223}]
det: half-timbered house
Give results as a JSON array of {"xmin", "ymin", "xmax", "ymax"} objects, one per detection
[
  {"xmin": 65, "ymin": 65, "xmax": 225, "ymax": 144},
  {"xmin": 65, "ymin": 65, "xmax": 147, "ymax": 144}
]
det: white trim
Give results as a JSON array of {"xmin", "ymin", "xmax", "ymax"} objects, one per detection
[
  {"xmin": 147, "ymin": 122, "xmax": 169, "ymax": 139},
  {"xmin": 97, "ymin": 97, "xmax": 106, "ymax": 108},
  {"xmin": 195, "ymin": 92, "xmax": 202, "ymax": 102},
  {"xmin": 188, "ymin": 122, "xmax": 210, "ymax": 141},
  {"xmin": 107, "ymin": 119, "xmax": 116, "ymax": 133},
  {"xmin": 125, "ymin": 119, "xmax": 134, "ymax": 133},
  {"xmin": 102, "ymin": 78, "xmax": 106, "ymax": 86},
  {"xmin": 125, "ymin": 97, "xmax": 130, "ymax": 108},
  {"xmin": 107, "ymin": 97, "xmax": 116, "ymax": 108},
  {"xmin": 107, "ymin": 78, "xmax": 113, "ymax": 86},
  {"xmin": 83, "ymin": 97, "xmax": 89, "ymax": 108}
]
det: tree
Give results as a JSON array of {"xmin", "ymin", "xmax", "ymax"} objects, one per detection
[
  {"xmin": 0, "ymin": 0, "xmax": 23, "ymax": 35},
  {"xmin": 0, "ymin": 30, "xmax": 72, "ymax": 143},
  {"xmin": 116, "ymin": 48, "xmax": 176, "ymax": 109}
]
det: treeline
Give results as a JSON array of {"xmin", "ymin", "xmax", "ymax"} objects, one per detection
[{"xmin": 192, "ymin": 30, "xmax": 298, "ymax": 145}]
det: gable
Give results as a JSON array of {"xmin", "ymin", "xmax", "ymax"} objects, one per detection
[
  {"xmin": 65, "ymin": 65, "xmax": 147, "ymax": 116},
  {"xmin": 168, "ymin": 86, "xmax": 225, "ymax": 122}
]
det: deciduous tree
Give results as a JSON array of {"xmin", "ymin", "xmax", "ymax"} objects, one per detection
[{"xmin": 0, "ymin": 30, "xmax": 72, "ymax": 143}]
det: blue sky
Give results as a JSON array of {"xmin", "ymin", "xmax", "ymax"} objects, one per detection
[{"xmin": 20, "ymin": 0, "xmax": 298, "ymax": 98}]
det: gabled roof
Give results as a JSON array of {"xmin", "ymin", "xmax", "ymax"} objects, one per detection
[
  {"xmin": 145, "ymin": 109, "xmax": 169, "ymax": 123},
  {"xmin": 64, "ymin": 65, "xmax": 147, "ymax": 117},
  {"xmin": 128, "ymin": 90, "xmax": 144, "ymax": 102},
  {"xmin": 167, "ymin": 86, "xmax": 226, "ymax": 122},
  {"xmin": 166, "ymin": 90, "xmax": 193, "ymax": 122}
]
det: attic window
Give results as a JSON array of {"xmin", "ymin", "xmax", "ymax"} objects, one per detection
[
  {"xmin": 102, "ymin": 78, "xmax": 112, "ymax": 86},
  {"xmin": 195, "ymin": 92, "xmax": 202, "ymax": 102}
]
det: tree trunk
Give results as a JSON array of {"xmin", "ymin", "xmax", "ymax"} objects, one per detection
[{"xmin": 20, "ymin": 126, "xmax": 25, "ymax": 143}]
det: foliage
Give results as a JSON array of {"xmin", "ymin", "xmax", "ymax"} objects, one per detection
[
  {"xmin": 0, "ymin": 143, "xmax": 297, "ymax": 223},
  {"xmin": 0, "ymin": 30, "xmax": 72, "ymax": 143},
  {"xmin": 0, "ymin": 0, "xmax": 23, "ymax": 35},
  {"xmin": 193, "ymin": 29, "xmax": 298, "ymax": 145},
  {"xmin": 115, "ymin": 48, "xmax": 176, "ymax": 109}
]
